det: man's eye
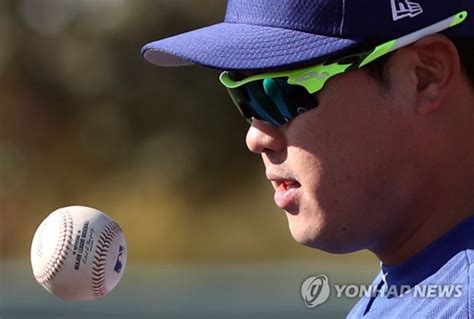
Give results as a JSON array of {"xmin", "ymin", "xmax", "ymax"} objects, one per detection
[{"xmin": 297, "ymin": 107, "xmax": 309, "ymax": 114}]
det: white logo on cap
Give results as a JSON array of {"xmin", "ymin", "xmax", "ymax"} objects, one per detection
[{"xmin": 391, "ymin": 0, "xmax": 423, "ymax": 21}]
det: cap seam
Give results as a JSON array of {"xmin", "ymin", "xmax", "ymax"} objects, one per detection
[
  {"xmin": 225, "ymin": 15, "xmax": 338, "ymax": 36},
  {"xmin": 339, "ymin": 0, "xmax": 346, "ymax": 35},
  {"xmin": 194, "ymin": 39, "xmax": 350, "ymax": 61}
]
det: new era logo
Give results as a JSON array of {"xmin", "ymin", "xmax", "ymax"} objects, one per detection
[{"xmin": 391, "ymin": 0, "xmax": 423, "ymax": 21}]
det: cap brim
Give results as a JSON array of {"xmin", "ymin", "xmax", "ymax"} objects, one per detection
[{"xmin": 141, "ymin": 22, "xmax": 362, "ymax": 70}]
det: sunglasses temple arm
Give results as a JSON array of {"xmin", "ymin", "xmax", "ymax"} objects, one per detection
[{"xmin": 359, "ymin": 11, "xmax": 468, "ymax": 68}]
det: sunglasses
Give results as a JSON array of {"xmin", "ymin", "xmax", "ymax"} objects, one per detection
[{"xmin": 219, "ymin": 11, "xmax": 467, "ymax": 127}]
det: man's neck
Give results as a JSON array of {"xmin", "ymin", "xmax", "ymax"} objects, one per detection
[{"xmin": 373, "ymin": 184, "xmax": 474, "ymax": 266}]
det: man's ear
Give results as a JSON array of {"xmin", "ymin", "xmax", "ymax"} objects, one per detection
[{"xmin": 410, "ymin": 35, "xmax": 461, "ymax": 116}]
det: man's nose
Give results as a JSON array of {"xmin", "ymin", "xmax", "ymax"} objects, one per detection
[{"xmin": 245, "ymin": 119, "xmax": 286, "ymax": 154}]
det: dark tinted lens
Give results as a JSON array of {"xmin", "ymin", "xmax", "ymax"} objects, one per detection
[
  {"xmin": 226, "ymin": 78, "xmax": 319, "ymax": 127},
  {"xmin": 226, "ymin": 81, "xmax": 286, "ymax": 126},
  {"xmin": 270, "ymin": 78, "xmax": 319, "ymax": 117}
]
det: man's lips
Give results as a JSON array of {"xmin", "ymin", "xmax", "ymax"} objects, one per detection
[{"xmin": 267, "ymin": 173, "xmax": 301, "ymax": 210}]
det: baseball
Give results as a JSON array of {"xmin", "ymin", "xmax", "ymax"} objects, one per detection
[{"xmin": 30, "ymin": 205, "xmax": 127, "ymax": 301}]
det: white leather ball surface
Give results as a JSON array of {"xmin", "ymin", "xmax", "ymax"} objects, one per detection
[{"xmin": 31, "ymin": 206, "xmax": 127, "ymax": 301}]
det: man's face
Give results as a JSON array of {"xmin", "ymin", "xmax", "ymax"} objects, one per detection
[{"xmin": 245, "ymin": 65, "xmax": 422, "ymax": 254}]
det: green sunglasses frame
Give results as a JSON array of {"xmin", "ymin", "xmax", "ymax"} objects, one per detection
[{"xmin": 220, "ymin": 11, "xmax": 467, "ymax": 95}]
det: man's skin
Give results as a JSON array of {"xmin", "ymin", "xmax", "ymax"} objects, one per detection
[{"xmin": 245, "ymin": 35, "xmax": 474, "ymax": 266}]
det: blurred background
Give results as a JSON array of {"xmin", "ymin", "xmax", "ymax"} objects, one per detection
[{"xmin": 0, "ymin": 0, "xmax": 378, "ymax": 318}]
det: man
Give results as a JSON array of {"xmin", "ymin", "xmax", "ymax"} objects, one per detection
[{"xmin": 141, "ymin": 0, "xmax": 474, "ymax": 317}]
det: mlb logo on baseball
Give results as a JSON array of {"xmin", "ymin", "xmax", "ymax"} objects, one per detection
[{"xmin": 114, "ymin": 245, "xmax": 125, "ymax": 274}]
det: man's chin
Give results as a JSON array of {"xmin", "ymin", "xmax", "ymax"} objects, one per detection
[{"xmin": 289, "ymin": 226, "xmax": 361, "ymax": 254}]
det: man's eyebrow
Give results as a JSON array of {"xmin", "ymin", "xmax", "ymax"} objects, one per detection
[
  {"xmin": 230, "ymin": 60, "xmax": 331, "ymax": 78},
  {"xmin": 226, "ymin": 61, "xmax": 326, "ymax": 79},
  {"xmin": 230, "ymin": 69, "xmax": 282, "ymax": 79},
  {"xmin": 226, "ymin": 71, "xmax": 254, "ymax": 80}
]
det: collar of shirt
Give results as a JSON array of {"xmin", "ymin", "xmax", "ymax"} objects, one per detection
[{"xmin": 381, "ymin": 215, "xmax": 474, "ymax": 291}]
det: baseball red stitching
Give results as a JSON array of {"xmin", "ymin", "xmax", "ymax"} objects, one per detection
[
  {"xmin": 91, "ymin": 222, "xmax": 122, "ymax": 298},
  {"xmin": 35, "ymin": 211, "xmax": 74, "ymax": 285}
]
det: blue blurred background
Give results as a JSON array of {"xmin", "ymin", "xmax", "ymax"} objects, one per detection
[{"xmin": 0, "ymin": 0, "xmax": 378, "ymax": 317}]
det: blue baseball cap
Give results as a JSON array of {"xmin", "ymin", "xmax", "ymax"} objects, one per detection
[{"xmin": 142, "ymin": 0, "xmax": 474, "ymax": 70}]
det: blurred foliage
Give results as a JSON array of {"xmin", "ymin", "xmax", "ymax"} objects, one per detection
[{"xmin": 0, "ymin": 0, "xmax": 375, "ymax": 264}]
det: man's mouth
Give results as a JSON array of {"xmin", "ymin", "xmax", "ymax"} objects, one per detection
[
  {"xmin": 268, "ymin": 176, "xmax": 301, "ymax": 211},
  {"xmin": 279, "ymin": 180, "xmax": 301, "ymax": 190}
]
